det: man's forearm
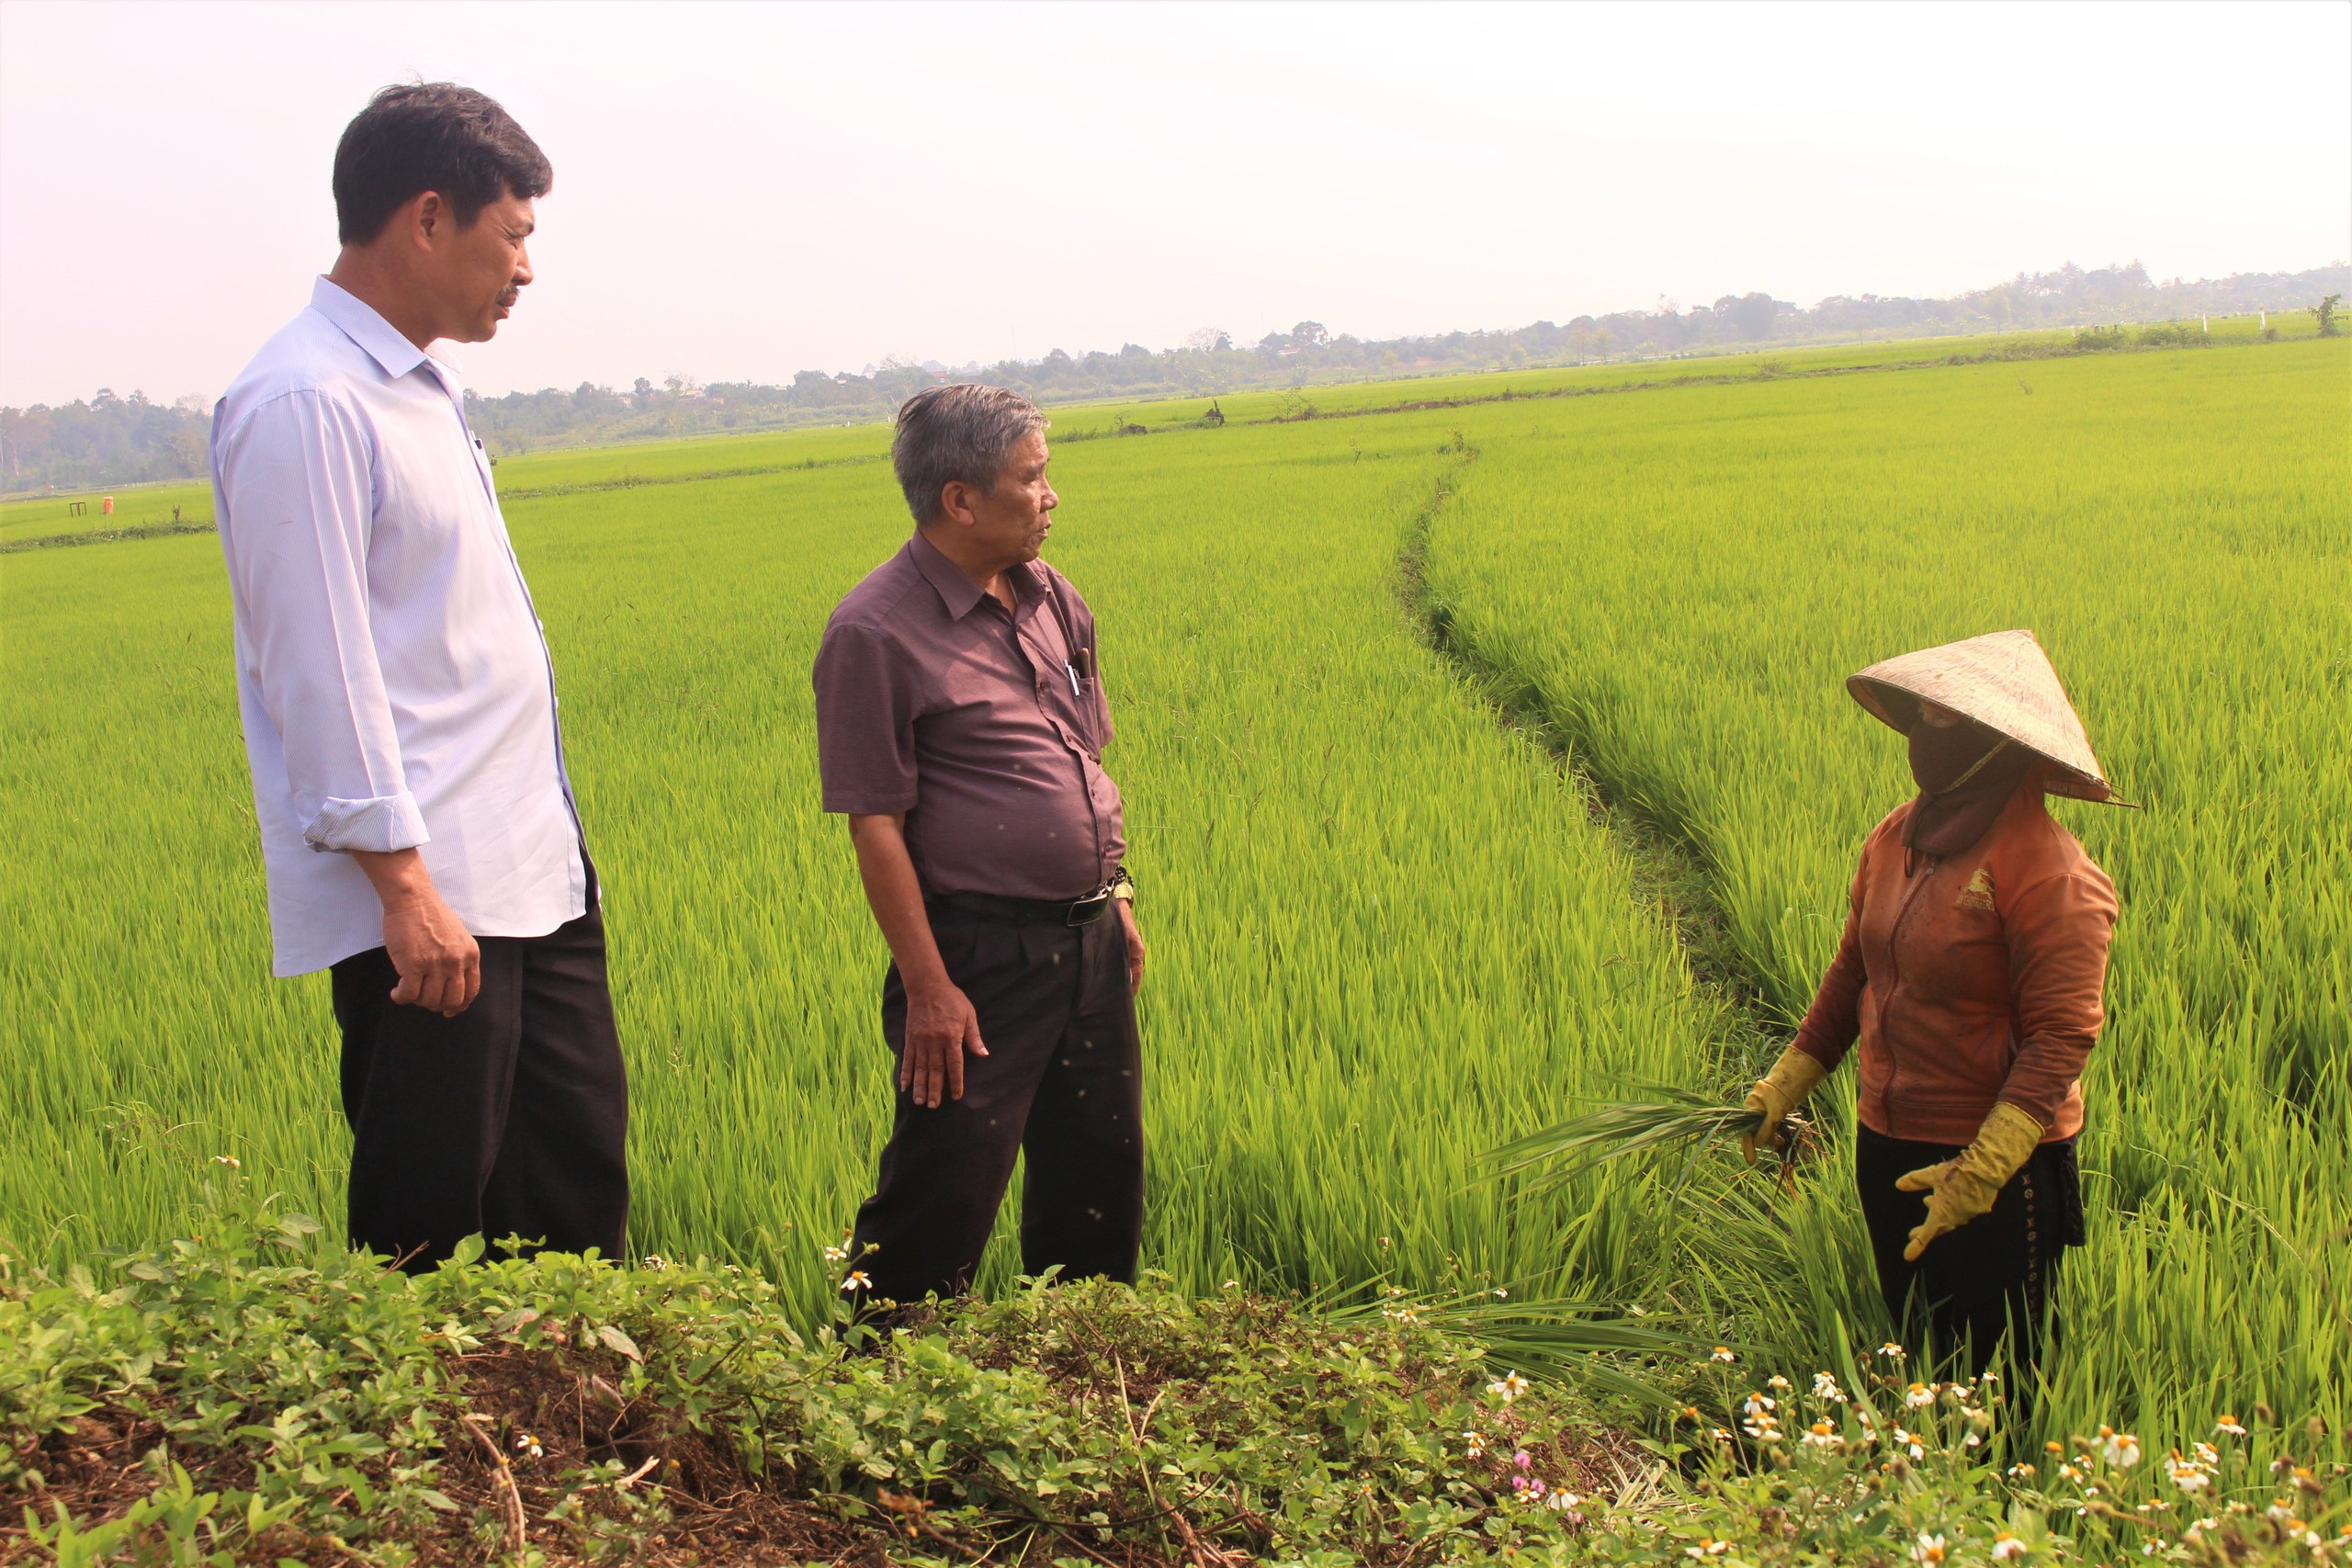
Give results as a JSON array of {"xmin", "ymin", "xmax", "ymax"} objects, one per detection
[
  {"xmin": 351, "ymin": 847, "xmax": 439, "ymax": 910},
  {"xmin": 848, "ymin": 815, "xmax": 949, "ymax": 990}
]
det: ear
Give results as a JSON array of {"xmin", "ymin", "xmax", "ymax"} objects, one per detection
[
  {"xmin": 935, "ymin": 479, "xmax": 979, "ymax": 529},
  {"xmin": 410, "ymin": 191, "xmax": 448, "ymax": 251}
]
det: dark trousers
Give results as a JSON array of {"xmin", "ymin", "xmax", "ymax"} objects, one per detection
[
  {"xmin": 330, "ymin": 908, "xmax": 629, "ymax": 1272},
  {"xmin": 848, "ymin": 904, "xmax": 1145, "ymax": 1304},
  {"xmin": 1856, "ymin": 1122, "xmax": 2082, "ymax": 1390}
]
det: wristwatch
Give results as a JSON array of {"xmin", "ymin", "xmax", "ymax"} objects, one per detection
[{"xmin": 1109, "ymin": 867, "xmax": 1136, "ymax": 904}]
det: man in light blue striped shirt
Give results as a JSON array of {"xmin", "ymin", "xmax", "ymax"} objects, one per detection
[{"xmin": 210, "ymin": 83, "xmax": 627, "ymax": 1271}]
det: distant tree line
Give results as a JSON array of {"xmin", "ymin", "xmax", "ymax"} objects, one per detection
[
  {"xmin": 7, "ymin": 261, "xmax": 2345, "ymax": 490},
  {"xmin": 1, "ymin": 389, "xmax": 210, "ymax": 491}
]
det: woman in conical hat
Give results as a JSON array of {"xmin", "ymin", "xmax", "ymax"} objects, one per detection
[{"xmin": 1740, "ymin": 629, "xmax": 2121, "ymax": 1388}]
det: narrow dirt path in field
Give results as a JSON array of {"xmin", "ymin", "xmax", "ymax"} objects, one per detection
[{"xmin": 1389, "ymin": 450, "xmax": 1781, "ymax": 1082}]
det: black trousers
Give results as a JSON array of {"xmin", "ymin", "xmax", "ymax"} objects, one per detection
[
  {"xmin": 330, "ymin": 908, "xmax": 629, "ymax": 1272},
  {"xmin": 1856, "ymin": 1122, "xmax": 2083, "ymax": 1387},
  {"xmin": 848, "ymin": 904, "xmax": 1145, "ymax": 1304}
]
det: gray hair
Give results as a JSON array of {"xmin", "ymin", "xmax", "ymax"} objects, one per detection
[{"xmin": 891, "ymin": 384, "xmax": 1046, "ymax": 525}]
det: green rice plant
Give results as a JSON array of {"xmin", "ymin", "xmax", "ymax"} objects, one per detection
[
  {"xmin": 3, "ymin": 333, "xmax": 2337, "ymax": 1478},
  {"xmin": 0, "ymin": 403, "xmax": 1741, "ymax": 1352}
]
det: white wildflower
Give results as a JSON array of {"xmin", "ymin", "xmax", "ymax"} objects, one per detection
[{"xmin": 2165, "ymin": 1453, "xmax": 2212, "ymax": 1494}]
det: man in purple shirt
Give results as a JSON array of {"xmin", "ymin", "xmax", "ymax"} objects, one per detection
[{"xmin": 814, "ymin": 384, "xmax": 1146, "ymax": 1305}]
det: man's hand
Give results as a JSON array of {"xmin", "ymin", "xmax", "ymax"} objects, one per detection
[
  {"xmin": 847, "ymin": 814, "xmax": 990, "ymax": 1108},
  {"xmin": 1117, "ymin": 899, "xmax": 1146, "ymax": 998},
  {"xmin": 352, "ymin": 848, "xmax": 481, "ymax": 1016},
  {"xmin": 902, "ymin": 977, "xmax": 988, "ymax": 1108}
]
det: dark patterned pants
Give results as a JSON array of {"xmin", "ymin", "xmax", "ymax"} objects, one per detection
[
  {"xmin": 848, "ymin": 904, "xmax": 1144, "ymax": 1305},
  {"xmin": 1855, "ymin": 1122, "xmax": 2083, "ymax": 1396}
]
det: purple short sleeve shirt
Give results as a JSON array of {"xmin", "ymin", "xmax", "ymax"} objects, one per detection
[{"xmin": 813, "ymin": 532, "xmax": 1126, "ymax": 901}]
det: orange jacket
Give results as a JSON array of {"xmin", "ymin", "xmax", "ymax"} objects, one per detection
[{"xmin": 1792, "ymin": 786, "xmax": 2119, "ymax": 1144}]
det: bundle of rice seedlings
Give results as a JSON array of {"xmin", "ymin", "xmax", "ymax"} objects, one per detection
[{"xmin": 1481, "ymin": 1083, "xmax": 1806, "ymax": 1197}]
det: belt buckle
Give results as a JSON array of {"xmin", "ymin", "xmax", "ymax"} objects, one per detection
[{"xmin": 1067, "ymin": 893, "xmax": 1111, "ymax": 926}]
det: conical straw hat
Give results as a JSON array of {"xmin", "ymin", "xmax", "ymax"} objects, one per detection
[{"xmin": 1847, "ymin": 629, "xmax": 2116, "ymax": 803}]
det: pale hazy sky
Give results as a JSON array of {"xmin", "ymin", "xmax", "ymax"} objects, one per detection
[{"xmin": 3, "ymin": 0, "xmax": 2346, "ymax": 406}]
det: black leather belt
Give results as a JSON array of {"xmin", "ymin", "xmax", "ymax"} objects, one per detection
[{"xmin": 929, "ymin": 888, "xmax": 1114, "ymax": 927}]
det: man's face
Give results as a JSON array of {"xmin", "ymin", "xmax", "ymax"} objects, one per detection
[
  {"xmin": 967, "ymin": 431, "xmax": 1057, "ymax": 564},
  {"xmin": 423, "ymin": 190, "xmax": 536, "ymax": 344}
]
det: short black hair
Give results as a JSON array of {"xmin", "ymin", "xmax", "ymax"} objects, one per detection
[{"xmin": 333, "ymin": 83, "xmax": 552, "ymax": 246}]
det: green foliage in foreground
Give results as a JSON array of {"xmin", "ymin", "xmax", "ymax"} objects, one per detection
[{"xmin": 7, "ymin": 1190, "xmax": 2344, "ymax": 1566}]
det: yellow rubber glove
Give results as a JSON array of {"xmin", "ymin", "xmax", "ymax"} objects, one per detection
[
  {"xmin": 1740, "ymin": 1044, "xmax": 1831, "ymax": 1166},
  {"xmin": 1894, "ymin": 1101, "xmax": 2045, "ymax": 1261}
]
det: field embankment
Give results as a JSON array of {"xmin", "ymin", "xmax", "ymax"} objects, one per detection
[{"xmin": 9, "ymin": 1203, "xmax": 2340, "ymax": 1565}]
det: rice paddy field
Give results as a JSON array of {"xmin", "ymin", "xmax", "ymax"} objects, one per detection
[{"xmin": 2, "ymin": 328, "xmax": 2345, "ymax": 1472}]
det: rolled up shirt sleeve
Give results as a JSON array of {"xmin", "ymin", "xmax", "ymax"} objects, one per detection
[
  {"xmin": 1997, "ymin": 869, "xmax": 2120, "ymax": 1127},
  {"xmin": 216, "ymin": 389, "xmax": 427, "ymax": 854},
  {"xmin": 812, "ymin": 619, "xmax": 922, "ymax": 815}
]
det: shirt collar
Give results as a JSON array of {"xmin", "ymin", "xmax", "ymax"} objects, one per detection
[
  {"xmin": 907, "ymin": 530, "xmax": 1049, "ymax": 624},
  {"xmin": 308, "ymin": 276, "xmax": 465, "ymax": 386}
]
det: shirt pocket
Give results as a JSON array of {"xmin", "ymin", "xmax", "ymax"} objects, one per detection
[{"xmin": 1072, "ymin": 674, "xmax": 1105, "ymax": 755}]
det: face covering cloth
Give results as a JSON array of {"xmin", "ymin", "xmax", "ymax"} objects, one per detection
[{"xmin": 1903, "ymin": 716, "xmax": 2040, "ymax": 869}]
